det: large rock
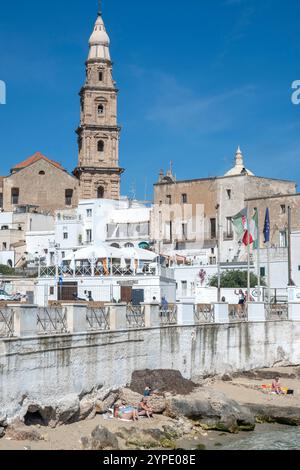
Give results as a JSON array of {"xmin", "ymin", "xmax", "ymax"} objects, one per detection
[
  {"xmin": 118, "ymin": 388, "xmax": 141, "ymax": 406},
  {"xmin": 130, "ymin": 370, "xmax": 197, "ymax": 396},
  {"xmin": 165, "ymin": 388, "xmax": 255, "ymax": 433},
  {"xmin": 6, "ymin": 420, "xmax": 44, "ymax": 442},
  {"xmin": 95, "ymin": 392, "xmax": 118, "ymax": 414},
  {"xmin": 78, "ymin": 396, "xmax": 96, "ymax": 421},
  {"xmin": 116, "ymin": 426, "xmax": 173, "ymax": 450},
  {"xmin": 148, "ymin": 396, "xmax": 167, "ymax": 414},
  {"xmin": 22, "ymin": 395, "xmax": 80, "ymax": 428},
  {"xmin": 81, "ymin": 425, "xmax": 119, "ymax": 450},
  {"xmin": 246, "ymin": 403, "xmax": 300, "ymax": 426},
  {"xmin": 0, "ymin": 414, "xmax": 7, "ymax": 428}
]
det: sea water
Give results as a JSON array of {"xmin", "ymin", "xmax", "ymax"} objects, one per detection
[{"xmin": 222, "ymin": 427, "xmax": 300, "ymax": 450}]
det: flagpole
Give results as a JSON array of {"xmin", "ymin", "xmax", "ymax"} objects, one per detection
[
  {"xmin": 247, "ymin": 204, "xmax": 251, "ymax": 302},
  {"xmin": 267, "ymin": 241, "xmax": 271, "ymax": 305},
  {"xmin": 256, "ymin": 207, "xmax": 261, "ymax": 302}
]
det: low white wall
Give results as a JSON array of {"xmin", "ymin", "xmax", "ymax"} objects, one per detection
[{"xmin": 1, "ymin": 321, "xmax": 300, "ymax": 419}]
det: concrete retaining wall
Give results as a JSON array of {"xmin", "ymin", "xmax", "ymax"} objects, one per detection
[{"xmin": 1, "ymin": 320, "xmax": 300, "ymax": 419}]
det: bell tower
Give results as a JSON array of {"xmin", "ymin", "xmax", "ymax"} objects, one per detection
[{"xmin": 74, "ymin": 6, "xmax": 124, "ymax": 200}]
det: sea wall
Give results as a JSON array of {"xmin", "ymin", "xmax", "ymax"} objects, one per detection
[{"xmin": 1, "ymin": 319, "xmax": 300, "ymax": 419}]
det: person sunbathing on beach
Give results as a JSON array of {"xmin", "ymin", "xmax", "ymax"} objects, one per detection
[
  {"xmin": 138, "ymin": 397, "xmax": 153, "ymax": 418},
  {"xmin": 272, "ymin": 376, "xmax": 284, "ymax": 395},
  {"xmin": 113, "ymin": 405, "xmax": 139, "ymax": 421}
]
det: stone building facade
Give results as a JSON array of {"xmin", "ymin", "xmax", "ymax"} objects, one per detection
[
  {"xmin": 152, "ymin": 148, "xmax": 297, "ymax": 263},
  {"xmin": 73, "ymin": 13, "xmax": 123, "ymax": 200},
  {"xmin": 0, "ymin": 153, "xmax": 78, "ymax": 213},
  {"xmin": 247, "ymin": 193, "xmax": 300, "ymax": 248}
]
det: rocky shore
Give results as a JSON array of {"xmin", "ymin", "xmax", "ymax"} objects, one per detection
[{"xmin": 0, "ymin": 367, "xmax": 300, "ymax": 450}]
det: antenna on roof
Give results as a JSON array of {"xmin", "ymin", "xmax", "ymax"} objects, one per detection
[{"xmin": 129, "ymin": 180, "xmax": 136, "ymax": 202}]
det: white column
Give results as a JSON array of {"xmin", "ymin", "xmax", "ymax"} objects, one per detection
[
  {"xmin": 288, "ymin": 303, "xmax": 300, "ymax": 321},
  {"xmin": 176, "ymin": 300, "xmax": 195, "ymax": 326},
  {"xmin": 247, "ymin": 302, "xmax": 266, "ymax": 322},
  {"xmin": 65, "ymin": 304, "xmax": 88, "ymax": 333},
  {"xmin": 214, "ymin": 303, "xmax": 229, "ymax": 323},
  {"xmin": 108, "ymin": 303, "xmax": 127, "ymax": 330},
  {"xmin": 13, "ymin": 304, "xmax": 38, "ymax": 337},
  {"xmin": 143, "ymin": 302, "xmax": 160, "ymax": 328}
]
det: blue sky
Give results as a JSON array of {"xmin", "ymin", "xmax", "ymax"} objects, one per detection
[{"xmin": 1, "ymin": 0, "xmax": 300, "ymax": 199}]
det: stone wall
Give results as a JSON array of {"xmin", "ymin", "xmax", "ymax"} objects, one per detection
[{"xmin": 1, "ymin": 318, "xmax": 300, "ymax": 420}]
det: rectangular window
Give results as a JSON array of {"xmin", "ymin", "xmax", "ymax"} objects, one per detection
[
  {"xmin": 182, "ymin": 223, "xmax": 188, "ymax": 240},
  {"xmin": 86, "ymin": 229, "xmax": 92, "ymax": 243},
  {"xmin": 279, "ymin": 230, "xmax": 287, "ymax": 248},
  {"xmin": 181, "ymin": 193, "xmax": 188, "ymax": 204},
  {"xmin": 61, "ymin": 251, "xmax": 65, "ymax": 259},
  {"xmin": 11, "ymin": 188, "xmax": 19, "ymax": 205},
  {"xmin": 165, "ymin": 221, "xmax": 172, "ymax": 241},
  {"xmin": 65, "ymin": 189, "xmax": 73, "ymax": 206},
  {"xmin": 50, "ymin": 286, "xmax": 54, "ymax": 295},
  {"xmin": 181, "ymin": 281, "xmax": 187, "ymax": 297},
  {"xmin": 99, "ymin": 71, "xmax": 103, "ymax": 81},
  {"xmin": 166, "ymin": 195, "xmax": 172, "ymax": 205},
  {"xmin": 0, "ymin": 193, "xmax": 3, "ymax": 208},
  {"xmin": 260, "ymin": 267, "xmax": 266, "ymax": 277},
  {"xmin": 280, "ymin": 204, "xmax": 286, "ymax": 214},
  {"xmin": 210, "ymin": 218, "xmax": 216, "ymax": 239},
  {"xmin": 226, "ymin": 217, "xmax": 233, "ymax": 238},
  {"xmin": 226, "ymin": 189, "xmax": 232, "ymax": 200},
  {"xmin": 86, "ymin": 209, "xmax": 92, "ymax": 218},
  {"xmin": 63, "ymin": 232, "xmax": 68, "ymax": 240}
]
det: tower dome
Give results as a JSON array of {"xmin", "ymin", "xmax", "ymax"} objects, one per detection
[
  {"xmin": 88, "ymin": 14, "xmax": 111, "ymax": 61},
  {"xmin": 225, "ymin": 146, "xmax": 254, "ymax": 177}
]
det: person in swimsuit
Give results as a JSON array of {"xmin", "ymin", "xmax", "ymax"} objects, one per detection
[{"xmin": 113, "ymin": 405, "xmax": 139, "ymax": 421}]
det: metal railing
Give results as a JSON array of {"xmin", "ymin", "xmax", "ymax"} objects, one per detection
[
  {"xmin": 265, "ymin": 303, "xmax": 288, "ymax": 321},
  {"xmin": 37, "ymin": 307, "xmax": 68, "ymax": 335},
  {"xmin": 126, "ymin": 305, "xmax": 145, "ymax": 328},
  {"xmin": 86, "ymin": 305, "xmax": 110, "ymax": 331},
  {"xmin": 40, "ymin": 263, "xmax": 159, "ymax": 278},
  {"xmin": 160, "ymin": 304, "xmax": 178, "ymax": 325},
  {"xmin": 0, "ymin": 307, "xmax": 14, "ymax": 337},
  {"xmin": 228, "ymin": 304, "xmax": 248, "ymax": 322},
  {"xmin": 194, "ymin": 304, "xmax": 215, "ymax": 323}
]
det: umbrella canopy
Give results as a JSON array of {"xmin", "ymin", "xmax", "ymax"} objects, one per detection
[
  {"xmin": 63, "ymin": 243, "xmax": 122, "ymax": 262},
  {"xmin": 121, "ymin": 247, "xmax": 158, "ymax": 261}
]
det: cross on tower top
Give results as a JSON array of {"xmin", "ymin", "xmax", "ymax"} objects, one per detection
[{"xmin": 98, "ymin": 0, "xmax": 102, "ymax": 16}]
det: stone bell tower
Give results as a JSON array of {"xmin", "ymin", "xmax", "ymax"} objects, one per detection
[{"xmin": 74, "ymin": 6, "xmax": 124, "ymax": 200}]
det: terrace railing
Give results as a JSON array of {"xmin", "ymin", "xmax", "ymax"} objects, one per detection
[
  {"xmin": 194, "ymin": 304, "xmax": 215, "ymax": 324},
  {"xmin": 86, "ymin": 305, "xmax": 110, "ymax": 331},
  {"xmin": 228, "ymin": 304, "xmax": 248, "ymax": 322},
  {"xmin": 265, "ymin": 303, "xmax": 288, "ymax": 321},
  {"xmin": 126, "ymin": 305, "xmax": 145, "ymax": 329},
  {"xmin": 160, "ymin": 304, "xmax": 178, "ymax": 325},
  {"xmin": 37, "ymin": 307, "xmax": 68, "ymax": 335},
  {"xmin": 0, "ymin": 307, "xmax": 14, "ymax": 337}
]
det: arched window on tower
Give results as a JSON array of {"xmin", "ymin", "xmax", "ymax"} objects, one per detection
[
  {"xmin": 99, "ymin": 71, "xmax": 103, "ymax": 82},
  {"xmin": 97, "ymin": 186, "xmax": 105, "ymax": 199},
  {"xmin": 98, "ymin": 104, "xmax": 104, "ymax": 115},
  {"xmin": 97, "ymin": 140, "xmax": 104, "ymax": 153}
]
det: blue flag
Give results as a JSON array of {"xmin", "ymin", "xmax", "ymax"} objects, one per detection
[{"xmin": 263, "ymin": 208, "xmax": 270, "ymax": 243}]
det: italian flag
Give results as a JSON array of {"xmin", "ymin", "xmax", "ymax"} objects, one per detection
[{"xmin": 232, "ymin": 208, "xmax": 258, "ymax": 246}]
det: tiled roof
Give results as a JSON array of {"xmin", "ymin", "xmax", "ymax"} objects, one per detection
[{"xmin": 12, "ymin": 152, "xmax": 64, "ymax": 171}]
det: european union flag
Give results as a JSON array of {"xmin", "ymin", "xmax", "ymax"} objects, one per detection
[{"xmin": 263, "ymin": 208, "xmax": 270, "ymax": 243}]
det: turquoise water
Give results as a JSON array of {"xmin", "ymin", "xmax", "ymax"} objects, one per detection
[{"xmin": 222, "ymin": 427, "xmax": 300, "ymax": 450}]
